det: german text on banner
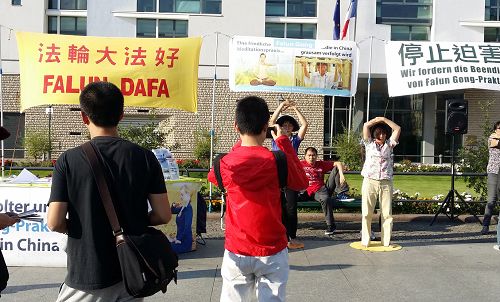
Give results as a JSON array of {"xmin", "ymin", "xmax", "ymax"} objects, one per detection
[
  {"xmin": 386, "ymin": 41, "xmax": 500, "ymax": 97},
  {"xmin": 16, "ymin": 32, "xmax": 201, "ymax": 112},
  {"xmin": 229, "ymin": 36, "xmax": 359, "ymax": 97}
]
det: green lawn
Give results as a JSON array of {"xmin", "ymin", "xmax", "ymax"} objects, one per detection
[{"xmin": 345, "ymin": 174, "xmax": 483, "ymax": 199}]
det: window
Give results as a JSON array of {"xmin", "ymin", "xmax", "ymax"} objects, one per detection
[
  {"xmin": 48, "ymin": 0, "xmax": 87, "ymax": 9},
  {"xmin": 265, "ymin": 23, "xmax": 316, "ymax": 39},
  {"xmin": 485, "ymin": 0, "xmax": 500, "ymax": 41},
  {"xmin": 391, "ymin": 25, "xmax": 429, "ymax": 41},
  {"xmin": 11, "ymin": 0, "xmax": 21, "ymax": 5},
  {"xmin": 137, "ymin": 19, "xmax": 188, "ymax": 38},
  {"xmin": 138, "ymin": 0, "xmax": 221, "ymax": 14},
  {"xmin": 377, "ymin": 0, "xmax": 431, "ymax": 41},
  {"xmin": 48, "ymin": 16, "xmax": 87, "ymax": 35},
  {"xmin": 324, "ymin": 96, "xmax": 351, "ymax": 148},
  {"xmin": 266, "ymin": 0, "xmax": 316, "ymax": 17},
  {"xmin": 366, "ymin": 90, "xmax": 424, "ymax": 162},
  {"xmin": 2, "ymin": 113, "xmax": 25, "ymax": 159}
]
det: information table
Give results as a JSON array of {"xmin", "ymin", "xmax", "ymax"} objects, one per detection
[{"xmin": 0, "ymin": 176, "xmax": 203, "ymax": 267}]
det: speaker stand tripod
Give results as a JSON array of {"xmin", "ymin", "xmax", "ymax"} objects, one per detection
[{"xmin": 430, "ymin": 134, "xmax": 481, "ymax": 226}]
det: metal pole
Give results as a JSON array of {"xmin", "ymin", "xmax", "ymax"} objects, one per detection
[
  {"xmin": 208, "ymin": 32, "xmax": 219, "ymax": 211},
  {"xmin": 366, "ymin": 36, "xmax": 373, "ymax": 121},
  {"xmin": 329, "ymin": 96, "xmax": 335, "ymax": 157},
  {"xmin": 47, "ymin": 105, "xmax": 52, "ymax": 160}
]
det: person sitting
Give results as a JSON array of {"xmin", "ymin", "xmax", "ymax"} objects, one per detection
[{"xmin": 299, "ymin": 147, "xmax": 353, "ymax": 235}]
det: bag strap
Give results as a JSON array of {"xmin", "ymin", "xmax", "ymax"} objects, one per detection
[
  {"xmin": 212, "ymin": 153, "xmax": 227, "ymax": 230},
  {"xmin": 82, "ymin": 141, "xmax": 123, "ymax": 235},
  {"xmin": 213, "ymin": 153, "xmax": 227, "ymax": 193},
  {"xmin": 272, "ymin": 150, "xmax": 287, "ymax": 189}
]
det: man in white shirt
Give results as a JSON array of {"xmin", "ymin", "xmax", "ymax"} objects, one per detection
[{"xmin": 302, "ymin": 61, "xmax": 339, "ymax": 89}]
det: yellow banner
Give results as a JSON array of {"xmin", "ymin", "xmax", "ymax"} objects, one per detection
[{"xmin": 16, "ymin": 32, "xmax": 201, "ymax": 112}]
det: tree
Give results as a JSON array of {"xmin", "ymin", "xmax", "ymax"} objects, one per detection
[
  {"xmin": 118, "ymin": 115, "xmax": 180, "ymax": 151},
  {"xmin": 457, "ymin": 100, "xmax": 492, "ymax": 198},
  {"xmin": 193, "ymin": 129, "xmax": 214, "ymax": 161},
  {"xmin": 23, "ymin": 130, "xmax": 52, "ymax": 161},
  {"xmin": 332, "ymin": 128, "xmax": 364, "ymax": 171}
]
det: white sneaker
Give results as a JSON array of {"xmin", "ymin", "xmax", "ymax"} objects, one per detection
[
  {"xmin": 493, "ymin": 245, "xmax": 500, "ymax": 251},
  {"xmin": 360, "ymin": 230, "xmax": 376, "ymax": 240}
]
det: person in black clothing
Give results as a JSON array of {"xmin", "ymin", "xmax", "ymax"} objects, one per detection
[{"xmin": 47, "ymin": 81, "xmax": 172, "ymax": 301}]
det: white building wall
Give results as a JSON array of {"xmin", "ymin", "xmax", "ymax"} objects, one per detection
[
  {"xmin": 0, "ymin": 1, "xmax": 46, "ymax": 74},
  {"xmin": 432, "ymin": 0, "xmax": 484, "ymax": 42},
  {"xmin": 87, "ymin": 0, "xmax": 136, "ymax": 38}
]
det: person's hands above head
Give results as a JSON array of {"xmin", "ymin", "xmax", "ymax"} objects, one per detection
[
  {"xmin": 270, "ymin": 123, "xmax": 283, "ymax": 140},
  {"xmin": 0, "ymin": 213, "xmax": 19, "ymax": 229}
]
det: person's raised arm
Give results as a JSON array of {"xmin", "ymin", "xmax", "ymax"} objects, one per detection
[
  {"xmin": 292, "ymin": 104, "xmax": 309, "ymax": 140},
  {"xmin": 273, "ymin": 128, "xmax": 308, "ymax": 191},
  {"xmin": 148, "ymin": 193, "xmax": 172, "ymax": 226},
  {"xmin": 363, "ymin": 117, "xmax": 383, "ymax": 140},
  {"xmin": 381, "ymin": 117, "xmax": 401, "ymax": 143},
  {"xmin": 269, "ymin": 100, "xmax": 291, "ymax": 125}
]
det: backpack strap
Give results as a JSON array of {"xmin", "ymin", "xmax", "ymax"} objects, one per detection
[
  {"xmin": 213, "ymin": 153, "xmax": 227, "ymax": 193},
  {"xmin": 212, "ymin": 153, "xmax": 227, "ymax": 230},
  {"xmin": 272, "ymin": 150, "xmax": 288, "ymax": 189}
]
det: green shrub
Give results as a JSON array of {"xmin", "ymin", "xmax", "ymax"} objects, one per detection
[
  {"xmin": 118, "ymin": 115, "xmax": 180, "ymax": 151},
  {"xmin": 23, "ymin": 131, "xmax": 52, "ymax": 160},
  {"xmin": 193, "ymin": 129, "xmax": 214, "ymax": 160},
  {"xmin": 332, "ymin": 128, "xmax": 363, "ymax": 171}
]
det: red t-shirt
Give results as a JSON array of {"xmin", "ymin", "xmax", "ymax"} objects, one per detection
[
  {"xmin": 208, "ymin": 136, "xmax": 308, "ymax": 256},
  {"xmin": 301, "ymin": 160, "xmax": 334, "ymax": 196}
]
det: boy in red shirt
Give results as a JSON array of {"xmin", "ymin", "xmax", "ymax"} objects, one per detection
[
  {"xmin": 300, "ymin": 147, "xmax": 353, "ymax": 235},
  {"xmin": 208, "ymin": 96, "xmax": 308, "ymax": 302}
]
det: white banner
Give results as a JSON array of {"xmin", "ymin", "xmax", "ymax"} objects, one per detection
[
  {"xmin": 229, "ymin": 36, "xmax": 359, "ymax": 97},
  {"xmin": 386, "ymin": 41, "xmax": 500, "ymax": 96},
  {"xmin": 0, "ymin": 184, "xmax": 66, "ymax": 267}
]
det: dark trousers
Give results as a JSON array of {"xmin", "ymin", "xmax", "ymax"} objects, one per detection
[
  {"xmin": 299, "ymin": 167, "xmax": 349, "ymax": 227},
  {"xmin": 483, "ymin": 173, "xmax": 500, "ymax": 226},
  {"xmin": 282, "ymin": 188, "xmax": 298, "ymax": 239}
]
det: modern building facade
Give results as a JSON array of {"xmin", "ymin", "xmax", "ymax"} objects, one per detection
[{"xmin": 1, "ymin": 0, "xmax": 500, "ymax": 162}]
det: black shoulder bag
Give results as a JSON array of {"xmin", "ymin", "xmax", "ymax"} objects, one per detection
[{"xmin": 82, "ymin": 142, "xmax": 178, "ymax": 298}]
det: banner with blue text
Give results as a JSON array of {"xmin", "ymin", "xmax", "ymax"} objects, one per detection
[{"xmin": 229, "ymin": 36, "xmax": 359, "ymax": 97}]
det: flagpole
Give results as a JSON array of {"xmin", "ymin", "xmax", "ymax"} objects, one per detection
[
  {"xmin": 329, "ymin": 96, "xmax": 335, "ymax": 157},
  {"xmin": 348, "ymin": 0, "xmax": 358, "ymax": 135},
  {"xmin": 208, "ymin": 32, "xmax": 219, "ymax": 209},
  {"xmin": 366, "ymin": 35, "xmax": 373, "ymax": 122}
]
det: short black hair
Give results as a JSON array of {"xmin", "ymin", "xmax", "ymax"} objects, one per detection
[
  {"xmin": 80, "ymin": 81, "xmax": 124, "ymax": 127},
  {"xmin": 371, "ymin": 123, "xmax": 390, "ymax": 138},
  {"xmin": 235, "ymin": 96, "xmax": 269, "ymax": 135},
  {"xmin": 493, "ymin": 121, "xmax": 500, "ymax": 131},
  {"xmin": 305, "ymin": 147, "xmax": 318, "ymax": 155}
]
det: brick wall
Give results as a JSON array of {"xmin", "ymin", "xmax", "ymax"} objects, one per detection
[{"xmin": 1, "ymin": 76, "xmax": 325, "ymax": 160}]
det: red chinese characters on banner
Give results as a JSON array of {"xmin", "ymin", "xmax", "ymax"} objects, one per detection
[
  {"xmin": 68, "ymin": 44, "xmax": 90, "ymax": 63},
  {"xmin": 37, "ymin": 41, "xmax": 182, "ymax": 68},
  {"xmin": 38, "ymin": 43, "xmax": 61, "ymax": 63},
  {"xmin": 124, "ymin": 47, "xmax": 146, "ymax": 66},
  {"xmin": 96, "ymin": 46, "xmax": 118, "ymax": 65}
]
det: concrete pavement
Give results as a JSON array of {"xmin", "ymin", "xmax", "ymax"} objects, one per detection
[{"xmin": 3, "ymin": 236, "xmax": 500, "ymax": 302}]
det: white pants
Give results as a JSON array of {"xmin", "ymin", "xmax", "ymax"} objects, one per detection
[
  {"xmin": 56, "ymin": 281, "xmax": 142, "ymax": 302},
  {"xmin": 361, "ymin": 178, "xmax": 393, "ymax": 246},
  {"xmin": 220, "ymin": 248, "xmax": 289, "ymax": 302}
]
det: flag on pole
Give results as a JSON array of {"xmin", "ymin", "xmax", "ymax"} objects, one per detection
[
  {"xmin": 333, "ymin": 0, "xmax": 340, "ymax": 40},
  {"xmin": 341, "ymin": 0, "xmax": 358, "ymax": 40}
]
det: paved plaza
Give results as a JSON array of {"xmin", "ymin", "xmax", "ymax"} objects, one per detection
[{"xmin": 3, "ymin": 214, "xmax": 500, "ymax": 302}]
